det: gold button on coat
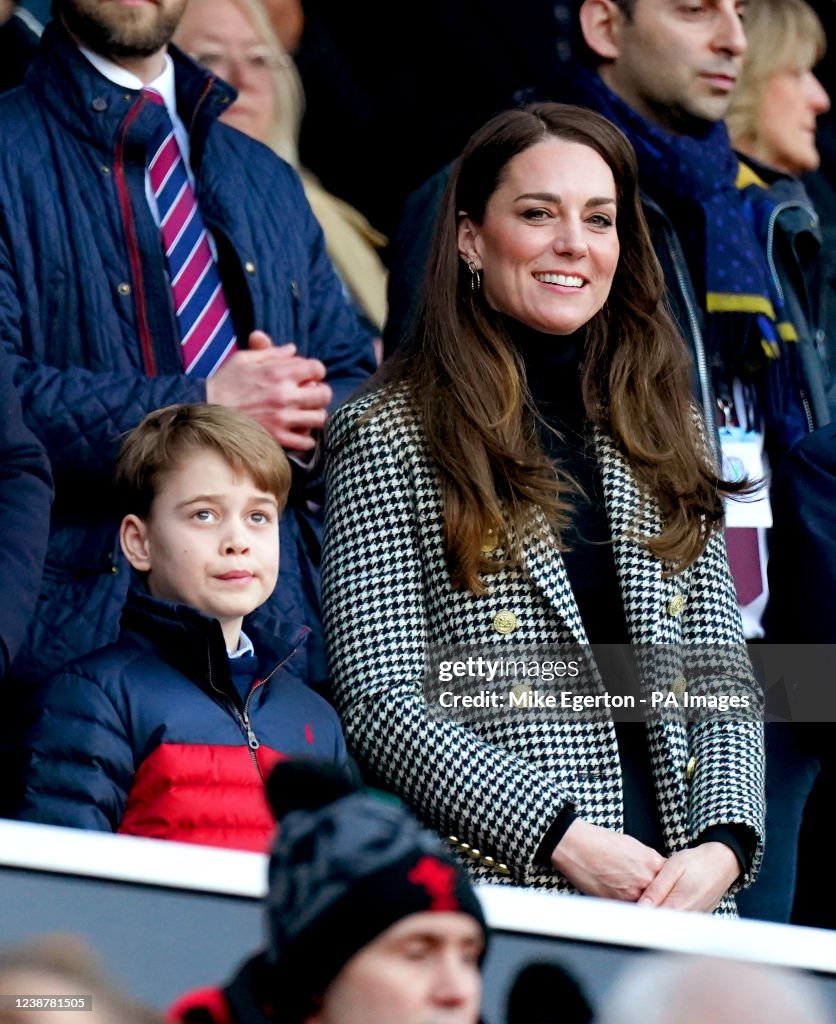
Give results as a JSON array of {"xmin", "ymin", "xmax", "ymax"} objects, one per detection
[
  {"xmin": 117, "ymin": 282, "xmax": 131, "ymax": 296},
  {"xmin": 493, "ymin": 610, "xmax": 517, "ymax": 634},
  {"xmin": 672, "ymin": 674, "xmax": 687, "ymax": 699},
  {"xmin": 509, "ymin": 682, "xmax": 532, "ymax": 700},
  {"xmin": 666, "ymin": 594, "xmax": 686, "ymax": 617},
  {"xmin": 684, "ymin": 756, "xmax": 698, "ymax": 781}
]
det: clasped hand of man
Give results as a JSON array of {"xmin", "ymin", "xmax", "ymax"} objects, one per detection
[{"xmin": 206, "ymin": 330, "xmax": 332, "ymax": 452}]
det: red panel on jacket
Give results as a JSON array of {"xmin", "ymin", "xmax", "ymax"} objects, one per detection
[{"xmin": 118, "ymin": 743, "xmax": 286, "ymax": 851}]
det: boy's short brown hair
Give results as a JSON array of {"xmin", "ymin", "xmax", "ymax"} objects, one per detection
[{"xmin": 115, "ymin": 404, "xmax": 292, "ymax": 519}]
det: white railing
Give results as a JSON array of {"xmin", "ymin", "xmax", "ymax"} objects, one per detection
[{"xmin": 3, "ymin": 818, "xmax": 836, "ymax": 973}]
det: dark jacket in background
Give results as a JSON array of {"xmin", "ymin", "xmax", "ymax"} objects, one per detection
[
  {"xmin": 20, "ymin": 588, "xmax": 349, "ymax": 849},
  {"xmin": 803, "ymin": 137, "xmax": 836, "ymax": 418},
  {"xmin": 0, "ymin": 11, "xmax": 39, "ymax": 94},
  {"xmin": 764, "ymin": 424, "xmax": 836, "ymax": 643},
  {"xmin": 0, "ymin": 354, "xmax": 52, "ymax": 679}
]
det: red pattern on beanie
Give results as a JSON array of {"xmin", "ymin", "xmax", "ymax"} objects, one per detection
[{"xmin": 407, "ymin": 856, "xmax": 460, "ymax": 911}]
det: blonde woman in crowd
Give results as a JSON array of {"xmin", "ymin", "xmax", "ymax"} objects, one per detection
[
  {"xmin": 174, "ymin": 0, "xmax": 389, "ymax": 347},
  {"xmin": 727, "ymin": 0, "xmax": 829, "ymax": 177}
]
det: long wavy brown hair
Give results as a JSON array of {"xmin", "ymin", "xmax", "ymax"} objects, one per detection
[{"xmin": 374, "ymin": 102, "xmax": 744, "ymax": 592}]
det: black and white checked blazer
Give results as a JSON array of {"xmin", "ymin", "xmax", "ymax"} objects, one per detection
[{"xmin": 322, "ymin": 389, "xmax": 765, "ymax": 913}]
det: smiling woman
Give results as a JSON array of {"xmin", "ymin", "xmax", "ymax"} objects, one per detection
[
  {"xmin": 322, "ymin": 103, "xmax": 765, "ymax": 916},
  {"xmin": 456, "ymin": 139, "xmax": 619, "ymax": 337}
]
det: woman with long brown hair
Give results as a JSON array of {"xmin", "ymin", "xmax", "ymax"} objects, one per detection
[{"xmin": 322, "ymin": 103, "xmax": 765, "ymax": 913}]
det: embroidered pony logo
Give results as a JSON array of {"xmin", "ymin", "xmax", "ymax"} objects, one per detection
[{"xmin": 407, "ymin": 856, "xmax": 460, "ymax": 911}]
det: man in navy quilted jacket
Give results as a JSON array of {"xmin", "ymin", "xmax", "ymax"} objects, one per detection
[{"xmin": 0, "ymin": 0, "xmax": 375, "ymax": 813}]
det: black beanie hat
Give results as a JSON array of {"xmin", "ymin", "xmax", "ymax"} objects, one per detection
[{"xmin": 263, "ymin": 760, "xmax": 487, "ymax": 1021}]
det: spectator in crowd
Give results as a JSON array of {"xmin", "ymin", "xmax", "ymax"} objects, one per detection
[
  {"xmin": 722, "ymin": 0, "xmax": 832, "ymax": 922},
  {"xmin": 174, "ymin": 0, "xmax": 390, "ymax": 344},
  {"xmin": 573, "ymin": 0, "xmax": 830, "ymax": 929},
  {"xmin": 726, "ymin": 0, "xmax": 830, "ymax": 180},
  {"xmin": 575, "ymin": 0, "xmax": 831, "ymax": 630},
  {"xmin": 0, "ymin": 0, "xmax": 376, "ymax": 814},
  {"xmin": 169, "ymin": 759, "xmax": 487, "ymax": 1024},
  {"xmin": 322, "ymin": 103, "xmax": 764, "ymax": 914},
  {"xmin": 0, "ymin": 356, "xmax": 52, "ymax": 683},
  {"xmin": 801, "ymin": 0, "xmax": 836, "ymax": 416},
  {"xmin": 0, "ymin": 933, "xmax": 163, "ymax": 1024},
  {"xmin": 593, "ymin": 953, "xmax": 830, "ymax": 1024},
  {"xmin": 726, "ymin": 0, "xmax": 832, "ymax": 419},
  {"xmin": 19, "ymin": 404, "xmax": 350, "ymax": 849}
]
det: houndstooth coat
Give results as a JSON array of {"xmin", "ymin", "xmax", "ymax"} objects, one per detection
[{"xmin": 322, "ymin": 388, "xmax": 765, "ymax": 913}]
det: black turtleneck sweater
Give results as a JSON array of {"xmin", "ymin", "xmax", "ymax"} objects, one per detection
[{"xmin": 509, "ymin": 323, "xmax": 665, "ymax": 858}]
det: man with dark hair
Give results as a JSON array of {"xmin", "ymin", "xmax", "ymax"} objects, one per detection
[
  {"xmin": 0, "ymin": 0, "xmax": 375, "ymax": 811},
  {"xmin": 170, "ymin": 760, "xmax": 487, "ymax": 1024}
]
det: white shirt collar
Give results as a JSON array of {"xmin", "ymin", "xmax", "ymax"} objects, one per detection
[
  {"xmin": 228, "ymin": 630, "xmax": 255, "ymax": 659},
  {"xmin": 78, "ymin": 47, "xmax": 178, "ymax": 121}
]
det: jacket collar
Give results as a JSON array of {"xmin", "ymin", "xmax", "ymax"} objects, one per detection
[
  {"xmin": 25, "ymin": 20, "xmax": 236, "ymax": 158},
  {"xmin": 120, "ymin": 584, "xmax": 308, "ymax": 700}
]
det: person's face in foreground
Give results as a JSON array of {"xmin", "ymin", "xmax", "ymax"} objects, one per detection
[
  {"xmin": 598, "ymin": 0, "xmax": 748, "ymax": 132},
  {"xmin": 459, "ymin": 138, "xmax": 620, "ymax": 336},
  {"xmin": 304, "ymin": 911, "xmax": 484, "ymax": 1024}
]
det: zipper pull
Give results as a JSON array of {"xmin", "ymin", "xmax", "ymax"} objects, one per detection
[{"xmin": 241, "ymin": 709, "xmax": 260, "ymax": 750}]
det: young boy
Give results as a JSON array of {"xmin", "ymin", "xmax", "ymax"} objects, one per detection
[{"xmin": 19, "ymin": 404, "xmax": 349, "ymax": 851}]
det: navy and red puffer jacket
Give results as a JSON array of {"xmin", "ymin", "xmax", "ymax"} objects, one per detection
[{"xmin": 19, "ymin": 588, "xmax": 349, "ymax": 851}]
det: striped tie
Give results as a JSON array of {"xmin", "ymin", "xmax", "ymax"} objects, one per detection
[{"xmin": 144, "ymin": 88, "xmax": 237, "ymax": 377}]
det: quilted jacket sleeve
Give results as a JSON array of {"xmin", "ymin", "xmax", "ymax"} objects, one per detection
[
  {"xmin": 0, "ymin": 238, "xmax": 205, "ymax": 482},
  {"xmin": 322, "ymin": 400, "xmax": 573, "ymax": 880},
  {"xmin": 19, "ymin": 666, "xmax": 135, "ymax": 833}
]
